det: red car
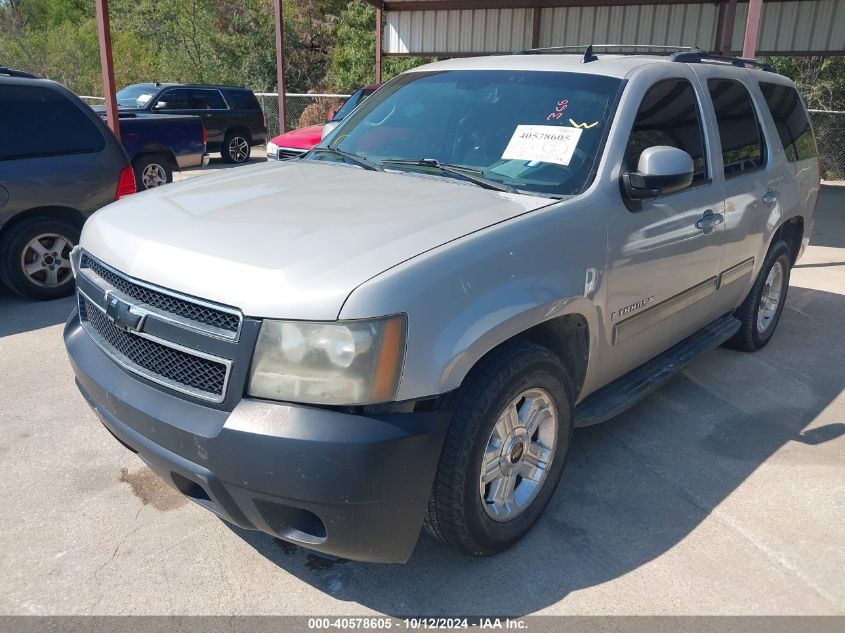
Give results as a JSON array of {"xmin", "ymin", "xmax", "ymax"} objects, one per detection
[{"xmin": 266, "ymin": 85, "xmax": 378, "ymax": 160}]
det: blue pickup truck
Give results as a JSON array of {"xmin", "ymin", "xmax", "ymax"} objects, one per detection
[{"xmin": 105, "ymin": 112, "xmax": 208, "ymax": 190}]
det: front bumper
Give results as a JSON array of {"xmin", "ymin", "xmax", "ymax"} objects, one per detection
[{"xmin": 65, "ymin": 311, "xmax": 450, "ymax": 563}]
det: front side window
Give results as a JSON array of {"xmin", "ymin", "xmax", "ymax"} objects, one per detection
[
  {"xmin": 0, "ymin": 85, "xmax": 105, "ymax": 161},
  {"xmin": 317, "ymin": 70, "xmax": 624, "ymax": 197},
  {"xmin": 116, "ymin": 84, "xmax": 157, "ymax": 108},
  {"xmin": 624, "ymin": 78, "xmax": 708, "ymax": 188},
  {"xmin": 154, "ymin": 88, "xmax": 191, "ymax": 111},
  {"xmin": 759, "ymin": 82, "xmax": 817, "ymax": 162},
  {"xmin": 708, "ymin": 79, "xmax": 766, "ymax": 178}
]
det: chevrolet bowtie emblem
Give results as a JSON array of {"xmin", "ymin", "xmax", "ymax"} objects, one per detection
[{"xmin": 104, "ymin": 291, "xmax": 146, "ymax": 333}]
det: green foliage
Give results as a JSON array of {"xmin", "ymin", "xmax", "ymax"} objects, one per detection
[
  {"xmin": 329, "ymin": 0, "xmax": 432, "ymax": 91},
  {"xmin": 0, "ymin": 0, "xmax": 434, "ymax": 97},
  {"xmin": 765, "ymin": 56, "xmax": 845, "ymax": 111}
]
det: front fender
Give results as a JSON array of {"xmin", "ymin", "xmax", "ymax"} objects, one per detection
[{"xmin": 339, "ymin": 198, "xmax": 607, "ymax": 401}]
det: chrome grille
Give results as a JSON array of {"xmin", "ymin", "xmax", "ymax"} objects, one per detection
[
  {"xmin": 277, "ymin": 148, "xmax": 306, "ymax": 160},
  {"xmin": 80, "ymin": 254, "xmax": 241, "ymax": 335},
  {"xmin": 79, "ymin": 293, "xmax": 229, "ymax": 400}
]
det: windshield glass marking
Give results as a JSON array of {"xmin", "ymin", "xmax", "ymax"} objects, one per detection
[
  {"xmin": 309, "ymin": 70, "xmax": 623, "ymax": 197},
  {"xmin": 501, "ymin": 125, "xmax": 583, "ymax": 166}
]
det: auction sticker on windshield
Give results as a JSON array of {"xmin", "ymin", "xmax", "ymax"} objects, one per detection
[{"xmin": 501, "ymin": 125, "xmax": 583, "ymax": 166}]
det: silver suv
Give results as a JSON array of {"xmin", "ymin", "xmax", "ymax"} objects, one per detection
[{"xmin": 64, "ymin": 50, "xmax": 819, "ymax": 563}]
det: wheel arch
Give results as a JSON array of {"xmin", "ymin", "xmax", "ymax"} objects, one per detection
[
  {"xmin": 225, "ymin": 125, "xmax": 252, "ymax": 143},
  {"xmin": 0, "ymin": 206, "xmax": 86, "ymax": 239},
  {"xmin": 769, "ymin": 215, "xmax": 804, "ymax": 266},
  {"xmin": 438, "ymin": 300, "xmax": 595, "ymax": 404},
  {"xmin": 132, "ymin": 147, "xmax": 177, "ymax": 168}
]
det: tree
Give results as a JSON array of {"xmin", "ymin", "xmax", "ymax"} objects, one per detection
[
  {"xmin": 328, "ymin": 0, "xmax": 431, "ymax": 92},
  {"xmin": 766, "ymin": 56, "xmax": 845, "ymax": 111}
]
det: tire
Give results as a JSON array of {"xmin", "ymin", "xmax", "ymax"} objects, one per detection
[
  {"xmin": 424, "ymin": 341, "xmax": 574, "ymax": 556},
  {"xmin": 133, "ymin": 153, "xmax": 173, "ymax": 191},
  {"xmin": 221, "ymin": 131, "xmax": 251, "ymax": 164},
  {"xmin": 724, "ymin": 240, "xmax": 792, "ymax": 352},
  {"xmin": 0, "ymin": 217, "xmax": 80, "ymax": 300}
]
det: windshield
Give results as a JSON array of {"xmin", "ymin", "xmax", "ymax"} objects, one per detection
[
  {"xmin": 313, "ymin": 70, "xmax": 623, "ymax": 197},
  {"xmin": 333, "ymin": 87, "xmax": 377, "ymax": 122},
  {"xmin": 116, "ymin": 85, "xmax": 157, "ymax": 108}
]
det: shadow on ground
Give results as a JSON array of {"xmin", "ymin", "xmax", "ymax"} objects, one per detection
[
  {"xmin": 0, "ymin": 291, "xmax": 74, "ymax": 338},
  {"xmin": 228, "ymin": 283, "xmax": 845, "ymax": 616},
  {"xmin": 808, "ymin": 184, "xmax": 844, "ymax": 249}
]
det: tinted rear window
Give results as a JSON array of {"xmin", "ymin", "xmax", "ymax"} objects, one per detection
[
  {"xmin": 0, "ymin": 84, "xmax": 106, "ymax": 160},
  {"xmin": 707, "ymin": 79, "xmax": 766, "ymax": 178},
  {"xmin": 759, "ymin": 82, "xmax": 817, "ymax": 162},
  {"xmin": 225, "ymin": 90, "xmax": 260, "ymax": 110},
  {"xmin": 189, "ymin": 89, "xmax": 227, "ymax": 110}
]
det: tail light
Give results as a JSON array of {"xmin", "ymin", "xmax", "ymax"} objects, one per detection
[
  {"xmin": 202, "ymin": 124, "xmax": 207, "ymax": 147},
  {"xmin": 115, "ymin": 165, "xmax": 136, "ymax": 200}
]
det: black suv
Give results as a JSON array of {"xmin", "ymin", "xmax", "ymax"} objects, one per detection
[{"xmin": 113, "ymin": 83, "xmax": 267, "ymax": 163}]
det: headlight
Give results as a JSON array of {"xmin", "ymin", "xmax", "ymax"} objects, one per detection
[
  {"xmin": 266, "ymin": 141, "xmax": 279, "ymax": 158},
  {"xmin": 247, "ymin": 315, "xmax": 406, "ymax": 406}
]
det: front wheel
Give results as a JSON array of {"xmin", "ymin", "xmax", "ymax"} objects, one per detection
[
  {"xmin": 0, "ymin": 218, "xmax": 80, "ymax": 300},
  {"xmin": 424, "ymin": 341, "xmax": 573, "ymax": 556}
]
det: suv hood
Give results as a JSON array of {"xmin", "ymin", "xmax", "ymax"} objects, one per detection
[{"xmin": 81, "ymin": 160, "xmax": 552, "ymax": 319}]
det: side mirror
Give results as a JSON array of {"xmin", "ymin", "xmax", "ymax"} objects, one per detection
[
  {"xmin": 622, "ymin": 146, "xmax": 694, "ymax": 200},
  {"xmin": 326, "ymin": 109, "xmax": 336, "ymax": 122},
  {"xmin": 152, "ymin": 101, "xmax": 167, "ymax": 110}
]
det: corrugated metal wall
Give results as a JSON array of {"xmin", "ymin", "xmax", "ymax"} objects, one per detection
[
  {"xmin": 385, "ymin": 8, "xmax": 535, "ymax": 54},
  {"xmin": 727, "ymin": 1, "xmax": 845, "ymax": 53},
  {"xmin": 538, "ymin": 4, "xmax": 719, "ymax": 50},
  {"xmin": 384, "ymin": 1, "xmax": 845, "ymax": 55}
]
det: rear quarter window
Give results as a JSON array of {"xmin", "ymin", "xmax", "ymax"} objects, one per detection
[
  {"xmin": 0, "ymin": 84, "xmax": 106, "ymax": 160},
  {"xmin": 759, "ymin": 82, "xmax": 817, "ymax": 162},
  {"xmin": 225, "ymin": 90, "xmax": 260, "ymax": 110},
  {"xmin": 707, "ymin": 78, "xmax": 766, "ymax": 178}
]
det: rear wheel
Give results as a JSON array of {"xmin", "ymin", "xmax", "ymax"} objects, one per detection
[
  {"xmin": 424, "ymin": 341, "xmax": 573, "ymax": 556},
  {"xmin": 221, "ymin": 131, "xmax": 251, "ymax": 164},
  {"xmin": 725, "ymin": 240, "xmax": 791, "ymax": 352},
  {"xmin": 133, "ymin": 153, "xmax": 173, "ymax": 191},
  {"xmin": 0, "ymin": 217, "xmax": 79, "ymax": 300}
]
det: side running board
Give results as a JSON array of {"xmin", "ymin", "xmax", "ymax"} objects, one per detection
[{"xmin": 574, "ymin": 314, "xmax": 741, "ymax": 427}]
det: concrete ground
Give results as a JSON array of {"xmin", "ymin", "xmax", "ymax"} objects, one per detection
[{"xmin": 0, "ymin": 186, "xmax": 843, "ymax": 616}]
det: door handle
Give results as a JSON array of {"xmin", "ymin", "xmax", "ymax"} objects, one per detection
[
  {"xmin": 696, "ymin": 210, "xmax": 724, "ymax": 231},
  {"xmin": 762, "ymin": 190, "xmax": 779, "ymax": 205}
]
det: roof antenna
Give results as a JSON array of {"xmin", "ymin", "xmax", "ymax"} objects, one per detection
[{"xmin": 582, "ymin": 44, "xmax": 598, "ymax": 63}]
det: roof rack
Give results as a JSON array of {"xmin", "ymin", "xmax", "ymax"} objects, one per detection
[
  {"xmin": 668, "ymin": 50, "xmax": 773, "ymax": 72},
  {"xmin": 0, "ymin": 67, "xmax": 39, "ymax": 79},
  {"xmin": 519, "ymin": 44, "xmax": 699, "ymax": 55}
]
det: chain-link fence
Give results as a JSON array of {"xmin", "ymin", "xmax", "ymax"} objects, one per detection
[
  {"xmin": 80, "ymin": 94, "xmax": 845, "ymax": 180},
  {"xmin": 79, "ymin": 93, "xmax": 349, "ymax": 139},
  {"xmin": 809, "ymin": 110, "xmax": 845, "ymax": 181},
  {"xmin": 255, "ymin": 93, "xmax": 349, "ymax": 138},
  {"xmin": 79, "ymin": 95, "xmax": 106, "ymax": 107}
]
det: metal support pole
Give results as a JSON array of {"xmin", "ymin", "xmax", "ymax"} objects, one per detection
[
  {"xmin": 95, "ymin": 0, "xmax": 120, "ymax": 140},
  {"xmin": 742, "ymin": 0, "xmax": 764, "ymax": 58},
  {"xmin": 375, "ymin": 7, "xmax": 383, "ymax": 84},
  {"xmin": 273, "ymin": 0, "xmax": 287, "ymax": 133},
  {"xmin": 720, "ymin": 0, "xmax": 738, "ymax": 54},
  {"xmin": 532, "ymin": 7, "xmax": 542, "ymax": 49}
]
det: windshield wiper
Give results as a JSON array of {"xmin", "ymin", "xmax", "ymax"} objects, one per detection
[
  {"xmin": 308, "ymin": 147, "xmax": 383, "ymax": 171},
  {"xmin": 382, "ymin": 158, "xmax": 517, "ymax": 193}
]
